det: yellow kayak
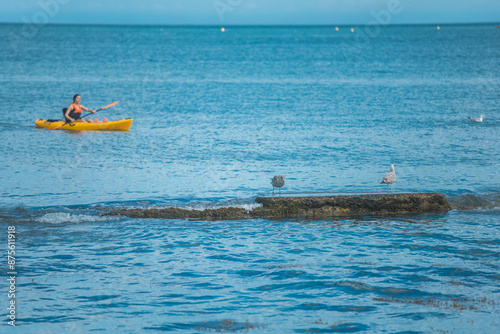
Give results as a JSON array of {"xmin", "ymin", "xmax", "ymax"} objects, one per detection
[{"xmin": 35, "ymin": 119, "xmax": 133, "ymax": 131}]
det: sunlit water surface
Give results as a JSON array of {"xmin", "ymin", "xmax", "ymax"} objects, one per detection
[{"xmin": 0, "ymin": 24, "xmax": 499, "ymax": 333}]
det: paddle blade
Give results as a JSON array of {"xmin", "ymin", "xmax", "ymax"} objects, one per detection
[
  {"xmin": 99, "ymin": 101, "xmax": 119, "ymax": 111},
  {"xmin": 48, "ymin": 122, "xmax": 66, "ymax": 130}
]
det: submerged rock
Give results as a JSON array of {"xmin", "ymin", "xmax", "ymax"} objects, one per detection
[
  {"xmin": 107, "ymin": 193, "xmax": 450, "ymax": 220},
  {"xmin": 113, "ymin": 207, "xmax": 251, "ymax": 220}
]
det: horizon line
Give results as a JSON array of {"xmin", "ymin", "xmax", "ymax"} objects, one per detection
[{"xmin": 0, "ymin": 21, "xmax": 498, "ymax": 28}]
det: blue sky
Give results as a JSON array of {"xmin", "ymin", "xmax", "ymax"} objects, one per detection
[{"xmin": 0, "ymin": 0, "xmax": 498, "ymax": 25}]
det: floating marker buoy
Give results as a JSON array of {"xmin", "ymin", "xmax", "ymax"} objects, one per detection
[
  {"xmin": 221, "ymin": 27, "xmax": 225, "ymax": 32},
  {"xmin": 351, "ymin": 28, "xmax": 354, "ymax": 32},
  {"xmin": 437, "ymin": 26, "xmax": 440, "ymax": 30},
  {"xmin": 335, "ymin": 27, "xmax": 339, "ymax": 31}
]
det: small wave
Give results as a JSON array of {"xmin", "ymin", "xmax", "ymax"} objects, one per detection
[
  {"xmin": 180, "ymin": 200, "xmax": 262, "ymax": 211},
  {"xmin": 113, "ymin": 198, "xmax": 263, "ymax": 212},
  {"xmin": 145, "ymin": 320, "xmax": 267, "ymax": 332},
  {"xmin": 36, "ymin": 212, "xmax": 123, "ymax": 224},
  {"xmin": 447, "ymin": 193, "xmax": 500, "ymax": 211}
]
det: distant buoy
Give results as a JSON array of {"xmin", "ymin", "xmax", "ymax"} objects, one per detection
[
  {"xmin": 497, "ymin": 25, "xmax": 500, "ymax": 29},
  {"xmin": 335, "ymin": 27, "xmax": 339, "ymax": 31},
  {"xmin": 351, "ymin": 28, "xmax": 354, "ymax": 32},
  {"xmin": 437, "ymin": 26, "xmax": 440, "ymax": 30},
  {"xmin": 221, "ymin": 27, "xmax": 225, "ymax": 32}
]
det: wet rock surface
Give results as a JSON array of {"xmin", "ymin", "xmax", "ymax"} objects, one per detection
[
  {"xmin": 107, "ymin": 193, "xmax": 450, "ymax": 220},
  {"xmin": 255, "ymin": 193, "xmax": 451, "ymax": 219}
]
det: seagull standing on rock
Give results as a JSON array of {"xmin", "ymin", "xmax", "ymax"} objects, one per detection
[
  {"xmin": 381, "ymin": 165, "xmax": 396, "ymax": 192},
  {"xmin": 468, "ymin": 115, "xmax": 484, "ymax": 122},
  {"xmin": 271, "ymin": 175, "xmax": 285, "ymax": 195}
]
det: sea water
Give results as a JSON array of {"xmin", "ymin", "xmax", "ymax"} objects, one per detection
[{"xmin": 0, "ymin": 24, "xmax": 499, "ymax": 333}]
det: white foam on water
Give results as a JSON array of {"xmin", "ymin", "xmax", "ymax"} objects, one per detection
[
  {"xmin": 120, "ymin": 198, "xmax": 264, "ymax": 212},
  {"xmin": 180, "ymin": 199, "xmax": 263, "ymax": 211},
  {"xmin": 36, "ymin": 212, "xmax": 123, "ymax": 224}
]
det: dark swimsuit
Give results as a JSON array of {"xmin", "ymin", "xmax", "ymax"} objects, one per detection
[
  {"xmin": 65, "ymin": 103, "xmax": 82, "ymax": 121},
  {"xmin": 68, "ymin": 110, "xmax": 81, "ymax": 120}
]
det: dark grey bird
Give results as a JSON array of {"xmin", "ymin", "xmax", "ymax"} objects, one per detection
[
  {"xmin": 380, "ymin": 164, "xmax": 396, "ymax": 192},
  {"xmin": 271, "ymin": 175, "xmax": 285, "ymax": 195}
]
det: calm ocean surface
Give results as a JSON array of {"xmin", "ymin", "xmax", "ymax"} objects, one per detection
[{"xmin": 0, "ymin": 24, "xmax": 499, "ymax": 333}]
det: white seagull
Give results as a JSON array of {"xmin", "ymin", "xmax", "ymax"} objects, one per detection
[
  {"xmin": 271, "ymin": 175, "xmax": 285, "ymax": 195},
  {"xmin": 468, "ymin": 115, "xmax": 484, "ymax": 122},
  {"xmin": 381, "ymin": 164, "xmax": 396, "ymax": 192}
]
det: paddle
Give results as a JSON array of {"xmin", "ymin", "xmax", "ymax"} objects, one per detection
[{"xmin": 48, "ymin": 101, "xmax": 119, "ymax": 130}]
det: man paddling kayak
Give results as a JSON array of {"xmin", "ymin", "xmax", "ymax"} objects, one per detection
[{"xmin": 64, "ymin": 94, "xmax": 96, "ymax": 123}]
